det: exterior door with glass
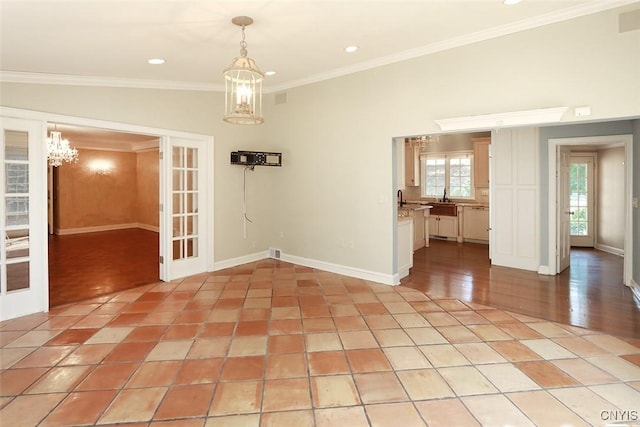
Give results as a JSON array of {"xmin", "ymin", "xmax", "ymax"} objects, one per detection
[
  {"xmin": 569, "ymin": 155, "xmax": 595, "ymax": 247},
  {"xmin": 1, "ymin": 117, "xmax": 47, "ymax": 321},
  {"xmin": 160, "ymin": 136, "xmax": 209, "ymax": 281}
]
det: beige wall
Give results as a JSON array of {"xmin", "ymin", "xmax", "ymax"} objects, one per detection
[
  {"xmin": 3, "ymin": 6, "xmax": 639, "ymax": 275},
  {"xmin": 55, "ymin": 148, "xmax": 159, "ymax": 233},
  {"xmin": 136, "ymin": 150, "xmax": 159, "ymax": 228},
  {"xmin": 264, "ymin": 7, "xmax": 639, "ymax": 273},
  {"xmin": 597, "ymin": 146, "xmax": 626, "ymax": 250}
]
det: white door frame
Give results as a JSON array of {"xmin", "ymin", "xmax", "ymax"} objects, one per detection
[
  {"xmin": 0, "ymin": 107, "xmax": 215, "ymax": 313},
  {"xmin": 547, "ymin": 134, "xmax": 633, "ymax": 286}
]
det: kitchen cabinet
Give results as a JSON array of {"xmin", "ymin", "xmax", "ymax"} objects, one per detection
[
  {"xmin": 397, "ymin": 217, "xmax": 413, "ymax": 280},
  {"xmin": 413, "ymin": 209, "xmax": 426, "ymax": 251},
  {"xmin": 473, "ymin": 137, "xmax": 490, "ymax": 188},
  {"xmin": 429, "ymin": 215, "xmax": 458, "ymax": 239},
  {"xmin": 404, "ymin": 141, "xmax": 420, "ymax": 187},
  {"xmin": 396, "ymin": 139, "xmax": 405, "ymax": 191},
  {"xmin": 462, "ymin": 206, "xmax": 489, "ymax": 242}
]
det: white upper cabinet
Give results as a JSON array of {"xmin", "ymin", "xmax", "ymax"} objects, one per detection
[
  {"xmin": 473, "ymin": 137, "xmax": 490, "ymax": 188},
  {"xmin": 404, "ymin": 141, "xmax": 420, "ymax": 187}
]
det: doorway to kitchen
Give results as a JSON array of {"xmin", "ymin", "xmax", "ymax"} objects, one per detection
[{"xmin": 394, "ymin": 131, "xmax": 492, "ymax": 281}]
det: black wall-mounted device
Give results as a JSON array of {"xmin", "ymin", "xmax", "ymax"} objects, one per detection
[{"xmin": 231, "ymin": 151, "xmax": 282, "ymax": 167}]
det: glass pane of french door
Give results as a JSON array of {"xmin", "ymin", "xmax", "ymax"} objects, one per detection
[
  {"xmin": 569, "ymin": 162, "xmax": 588, "ymax": 236},
  {"xmin": 4, "ymin": 131, "xmax": 30, "ymax": 291},
  {"xmin": 172, "ymin": 146, "xmax": 199, "ymax": 261},
  {"xmin": 1, "ymin": 116, "xmax": 47, "ymax": 321}
]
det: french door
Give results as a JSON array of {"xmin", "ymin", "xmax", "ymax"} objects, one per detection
[
  {"xmin": 0, "ymin": 117, "xmax": 47, "ymax": 321},
  {"xmin": 160, "ymin": 136, "xmax": 210, "ymax": 281}
]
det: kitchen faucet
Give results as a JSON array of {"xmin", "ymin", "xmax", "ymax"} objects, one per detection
[
  {"xmin": 441, "ymin": 188, "xmax": 448, "ymax": 203},
  {"xmin": 397, "ymin": 189, "xmax": 405, "ymax": 207}
]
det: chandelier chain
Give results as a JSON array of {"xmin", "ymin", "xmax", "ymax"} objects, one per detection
[{"xmin": 239, "ymin": 26, "xmax": 248, "ymax": 57}]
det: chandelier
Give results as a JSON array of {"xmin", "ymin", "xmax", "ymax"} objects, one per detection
[
  {"xmin": 223, "ymin": 16, "xmax": 264, "ymax": 125},
  {"xmin": 408, "ymin": 135, "xmax": 440, "ymax": 148},
  {"xmin": 47, "ymin": 126, "xmax": 78, "ymax": 167}
]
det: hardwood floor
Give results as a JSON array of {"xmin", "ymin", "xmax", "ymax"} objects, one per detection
[
  {"xmin": 402, "ymin": 239, "xmax": 640, "ymax": 339},
  {"xmin": 48, "ymin": 229, "xmax": 159, "ymax": 308}
]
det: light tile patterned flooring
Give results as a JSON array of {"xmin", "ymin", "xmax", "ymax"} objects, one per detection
[{"xmin": 1, "ymin": 260, "xmax": 640, "ymax": 426}]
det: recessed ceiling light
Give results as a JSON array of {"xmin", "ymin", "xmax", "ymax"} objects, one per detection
[
  {"xmin": 345, "ymin": 45, "xmax": 358, "ymax": 53},
  {"xmin": 265, "ymin": 70, "xmax": 276, "ymax": 76},
  {"xmin": 147, "ymin": 58, "xmax": 166, "ymax": 65},
  {"xmin": 503, "ymin": 0, "xmax": 522, "ymax": 5}
]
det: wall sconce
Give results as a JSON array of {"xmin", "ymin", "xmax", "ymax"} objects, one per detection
[{"xmin": 88, "ymin": 160, "xmax": 113, "ymax": 175}]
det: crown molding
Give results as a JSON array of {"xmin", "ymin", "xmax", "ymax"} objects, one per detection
[
  {"xmin": 267, "ymin": 0, "xmax": 638, "ymax": 92},
  {"xmin": 70, "ymin": 137, "xmax": 159, "ymax": 153},
  {"xmin": 0, "ymin": 71, "xmax": 223, "ymax": 92},
  {"xmin": 1, "ymin": 1, "xmax": 635, "ymax": 93}
]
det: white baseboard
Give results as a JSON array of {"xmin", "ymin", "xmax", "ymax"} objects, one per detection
[
  {"xmin": 137, "ymin": 223, "xmax": 159, "ymax": 233},
  {"xmin": 491, "ymin": 256, "xmax": 539, "ymax": 273},
  {"xmin": 280, "ymin": 253, "xmax": 396, "ymax": 286},
  {"xmin": 630, "ymin": 278, "xmax": 640, "ymax": 300},
  {"xmin": 595, "ymin": 243, "xmax": 624, "ymax": 257},
  {"xmin": 538, "ymin": 265, "xmax": 551, "ymax": 275},
  {"xmin": 55, "ymin": 223, "xmax": 159, "ymax": 235},
  {"xmin": 56, "ymin": 223, "xmax": 140, "ymax": 235},
  {"xmin": 212, "ymin": 250, "xmax": 397, "ymax": 286},
  {"xmin": 213, "ymin": 250, "xmax": 270, "ymax": 271},
  {"xmin": 393, "ymin": 268, "xmax": 410, "ymax": 285}
]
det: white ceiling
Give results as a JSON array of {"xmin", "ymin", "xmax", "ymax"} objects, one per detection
[{"xmin": 2, "ymin": 0, "xmax": 637, "ymax": 93}]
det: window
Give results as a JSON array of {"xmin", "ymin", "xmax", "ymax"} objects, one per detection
[{"xmin": 420, "ymin": 152, "xmax": 473, "ymax": 199}]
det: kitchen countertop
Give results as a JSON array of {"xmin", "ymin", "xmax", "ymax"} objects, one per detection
[
  {"xmin": 457, "ymin": 203, "xmax": 489, "ymax": 207},
  {"xmin": 405, "ymin": 200, "xmax": 489, "ymax": 208},
  {"xmin": 400, "ymin": 204, "xmax": 432, "ymax": 210},
  {"xmin": 408, "ymin": 205, "xmax": 431, "ymax": 211}
]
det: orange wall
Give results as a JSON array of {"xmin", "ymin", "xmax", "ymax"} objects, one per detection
[
  {"xmin": 136, "ymin": 150, "xmax": 159, "ymax": 228},
  {"xmin": 55, "ymin": 148, "xmax": 158, "ymax": 232}
]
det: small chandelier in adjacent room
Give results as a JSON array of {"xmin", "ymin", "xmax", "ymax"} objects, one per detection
[
  {"xmin": 223, "ymin": 16, "xmax": 264, "ymax": 125},
  {"xmin": 47, "ymin": 125, "xmax": 78, "ymax": 167},
  {"xmin": 409, "ymin": 135, "xmax": 440, "ymax": 148}
]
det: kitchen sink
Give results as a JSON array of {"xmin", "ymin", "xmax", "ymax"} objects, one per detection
[{"xmin": 428, "ymin": 202, "xmax": 457, "ymax": 216}]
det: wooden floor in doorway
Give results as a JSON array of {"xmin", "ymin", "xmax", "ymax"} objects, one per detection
[
  {"xmin": 48, "ymin": 229, "xmax": 159, "ymax": 308},
  {"xmin": 401, "ymin": 239, "xmax": 640, "ymax": 339}
]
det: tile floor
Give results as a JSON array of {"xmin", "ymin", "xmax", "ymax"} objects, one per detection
[{"xmin": 1, "ymin": 260, "xmax": 640, "ymax": 426}]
